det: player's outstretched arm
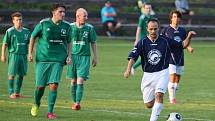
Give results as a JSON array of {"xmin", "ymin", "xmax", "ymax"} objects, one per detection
[
  {"xmin": 28, "ymin": 37, "xmax": 36, "ymax": 62},
  {"xmin": 124, "ymin": 59, "xmax": 135, "ymax": 78},
  {"xmin": 1, "ymin": 44, "xmax": 7, "ymax": 63}
]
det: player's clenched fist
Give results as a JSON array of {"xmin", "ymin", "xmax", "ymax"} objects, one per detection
[{"xmin": 124, "ymin": 70, "xmax": 131, "ymax": 78}]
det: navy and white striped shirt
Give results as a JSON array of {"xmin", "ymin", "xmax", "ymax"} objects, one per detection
[{"xmin": 128, "ymin": 35, "xmax": 183, "ymax": 73}]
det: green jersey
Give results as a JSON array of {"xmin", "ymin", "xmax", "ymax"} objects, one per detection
[
  {"xmin": 138, "ymin": 14, "xmax": 152, "ymax": 39},
  {"xmin": 70, "ymin": 22, "xmax": 96, "ymax": 56},
  {"xmin": 3, "ymin": 26, "xmax": 30, "ymax": 54},
  {"xmin": 31, "ymin": 18, "xmax": 71, "ymax": 63}
]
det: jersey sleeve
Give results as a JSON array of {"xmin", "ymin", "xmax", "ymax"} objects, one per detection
[
  {"xmin": 101, "ymin": 7, "xmax": 106, "ymax": 16},
  {"xmin": 31, "ymin": 23, "xmax": 42, "ymax": 38},
  {"xmin": 2, "ymin": 30, "xmax": 10, "ymax": 44},
  {"xmin": 138, "ymin": 16, "xmax": 144, "ymax": 27},
  {"xmin": 27, "ymin": 30, "xmax": 31, "ymax": 44},
  {"xmin": 181, "ymin": 28, "xmax": 187, "ymax": 41},
  {"xmin": 138, "ymin": 15, "xmax": 145, "ymax": 27},
  {"xmin": 128, "ymin": 40, "xmax": 143, "ymax": 61},
  {"xmin": 167, "ymin": 36, "xmax": 183, "ymax": 49},
  {"xmin": 110, "ymin": 7, "xmax": 116, "ymax": 14},
  {"xmin": 67, "ymin": 26, "xmax": 72, "ymax": 43},
  {"xmin": 89, "ymin": 26, "xmax": 97, "ymax": 43}
]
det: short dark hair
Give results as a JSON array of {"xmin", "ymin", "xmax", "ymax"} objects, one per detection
[
  {"xmin": 51, "ymin": 3, "xmax": 66, "ymax": 11},
  {"xmin": 11, "ymin": 12, "xmax": 22, "ymax": 19},
  {"xmin": 105, "ymin": 0, "xmax": 111, "ymax": 4},
  {"xmin": 147, "ymin": 18, "xmax": 160, "ymax": 26},
  {"xmin": 169, "ymin": 10, "xmax": 182, "ymax": 20}
]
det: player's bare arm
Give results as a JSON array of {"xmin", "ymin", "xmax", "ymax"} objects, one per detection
[
  {"xmin": 28, "ymin": 37, "xmax": 36, "ymax": 62},
  {"xmin": 124, "ymin": 59, "xmax": 135, "ymax": 78},
  {"xmin": 91, "ymin": 42, "xmax": 97, "ymax": 67},
  {"xmin": 183, "ymin": 31, "xmax": 196, "ymax": 48},
  {"xmin": 66, "ymin": 42, "xmax": 72, "ymax": 65},
  {"xmin": 1, "ymin": 44, "xmax": 7, "ymax": 63},
  {"xmin": 186, "ymin": 46, "xmax": 194, "ymax": 54}
]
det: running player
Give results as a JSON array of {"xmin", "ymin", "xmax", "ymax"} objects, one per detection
[{"xmin": 124, "ymin": 18, "xmax": 193, "ymax": 121}]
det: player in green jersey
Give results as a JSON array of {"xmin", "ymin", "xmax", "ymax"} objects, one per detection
[
  {"xmin": 132, "ymin": 3, "xmax": 154, "ymax": 75},
  {"xmin": 67, "ymin": 8, "xmax": 97, "ymax": 110},
  {"xmin": 28, "ymin": 3, "xmax": 72, "ymax": 119},
  {"xmin": 1, "ymin": 12, "xmax": 30, "ymax": 99}
]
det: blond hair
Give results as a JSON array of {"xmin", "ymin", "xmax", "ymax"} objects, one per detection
[{"xmin": 76, "ymin": 8, "xmax": 88, "ymax": 17}]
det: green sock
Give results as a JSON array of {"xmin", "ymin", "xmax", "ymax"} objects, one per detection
[
  {"xmin": 34, "ymin": 87, "xmax": 45, "ymax": 107},
  {"xmin": 48, "ymin": 90, "xmax": 57, "ymax": 113},
  {"xmin": 8, "ymin": 79, "xmax": 14, "ymax": 95},
  {"xmin": 15, "ymin": 76, "xmax": 23, "ymax": 94},
  {"xmin": 133, "ymin": 59, "xmax": 141, "ymax": 69},
  {"xmin": 76, "ymin": 84, "xmax": 84, "ymax": 103},
  {"xmin": 71, "ymin": 84, "xmax": 77, "ymax": 103}
]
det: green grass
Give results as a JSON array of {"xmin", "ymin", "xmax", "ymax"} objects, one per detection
[{"xmin": 0, "ymin": 38, "xmax": 215, "ymax": 121}]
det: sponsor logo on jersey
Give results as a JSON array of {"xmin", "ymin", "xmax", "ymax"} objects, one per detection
[
  {"xmin": 147, "ymin": 49, "xmax": 162, "ymax": 65},
  {"xmin": 174, "ymin": 36, "xmax": 182, "ymax": 42},
  {"xmin": 73, "ymin": 41, "xmax": 86, "ymax": 45},
  {"xmin": 49, "ymin": 40, "xmax": 63, "ymax": 44}
]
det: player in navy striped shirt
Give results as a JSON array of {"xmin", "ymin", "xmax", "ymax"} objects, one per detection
[
  {"xmin": 161, "ymin": 10, "xmax": 196, "ymax": 104},
  {"xmin": 124, "ymin": 18, "xmax": 193, "ymax": 121}
]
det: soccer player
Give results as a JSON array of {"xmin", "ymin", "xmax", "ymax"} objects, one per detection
[
  {"xmin": 28, "ymin": 3, "xmax": 72, "ymax": 119},
  {"xmin": 132, "ymin": 3, "xmax": 154, "ymax": 75},
  {"xmin": 124, "ymin": 18, "xmax": 193, "ymax": 121},
  {"xmin": 67, "ymin": 8, "xmax": 97, "ymax": 110},
  {"xmin": 161, "ymin": 10, "xmax": 196, "ymax": 104},
  {"xmin": 1, "ymin": 12, "xmax": 30, "ymax": 99}
]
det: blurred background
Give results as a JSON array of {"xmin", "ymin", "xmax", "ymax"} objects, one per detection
[{"xmin": 0, "ymin": 0, "xmax": 215, "ymax": 38}]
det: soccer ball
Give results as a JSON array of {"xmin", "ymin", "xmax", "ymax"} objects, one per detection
[{"xmin": 167, "ymin": 112, "xmax": 182, "ymax": 121}]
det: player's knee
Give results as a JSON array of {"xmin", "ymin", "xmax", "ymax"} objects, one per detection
[
  {"xmin": 49, "ymin": 83, "xmax": 58, "ymax": 90},
  {"xmin": 145, "ymin": 102, "xmax": 154, "ymax": 108},
  {"xmin": 71, "ymin": 80, "xmax": 77, "ymax": 85},
  {"xmin": 37, "ymin": 86, "xmax": 45, "ymax": 90},
  {"xmin": 8, "ymin": 75, "xmax": 15, "ymax": 80},
  {"xmin": 17, "ymin": 75, "xmax": 24, "ymax": 80},
  {"xmin": 155, "ymin": 92, "xmax": 164, "ymax": 103},
  {"xmin": 107, "ymin": 22, "xmax": 113, "ymax": 28}
]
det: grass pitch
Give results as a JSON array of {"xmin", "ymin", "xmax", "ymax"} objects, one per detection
[{"xmin": 0, "ymin": 37, "xmax": 215, "ymax": 121}]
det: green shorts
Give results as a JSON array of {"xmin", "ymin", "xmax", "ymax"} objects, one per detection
[
  {"xmin": 8, "ymin": 53, "xmax": 28, "ymax": 76},
  {"xmin": 35, "ymin": 62, "xmax": 64, "ymax": 86},
  {"xmin": 66, "ymin": 55, "xmax": 90, "ymax": 80}
]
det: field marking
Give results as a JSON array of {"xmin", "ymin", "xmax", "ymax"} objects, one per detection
[{"xmin": 0, "ymin": 99, "xmax": 214, "ymax": 121}]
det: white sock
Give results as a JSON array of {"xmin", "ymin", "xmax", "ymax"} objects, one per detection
[
  {"xmin": 168, "ymin": 82, "xmax": 174, "ymax": 100},
  {"xmin": 174, "ymin": 83, "xmax": 179, "ymax": 90},
  {"xmin": 150, "ymin": 102, "xmax": 163, "ymax": 121},
  {"xmin": 173, "ymin": 83, "xmax": 179, "ymax": 98}
]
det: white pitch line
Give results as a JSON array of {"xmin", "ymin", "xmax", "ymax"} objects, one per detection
[{"xmin": 0, "ymin": 100, "xmax": 214, "ymax": 121}]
